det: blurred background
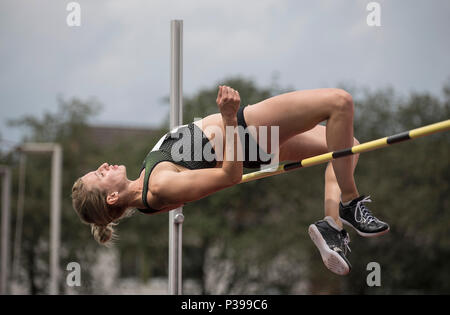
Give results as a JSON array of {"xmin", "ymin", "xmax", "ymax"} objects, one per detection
[{"xmin": 0, "ymin": 0, "xmax": 449, "ymax": 294}]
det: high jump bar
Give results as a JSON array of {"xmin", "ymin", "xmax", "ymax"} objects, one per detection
[{"xmin": 240, "ymin": 119, "xmax": 450, "ymax": 184}]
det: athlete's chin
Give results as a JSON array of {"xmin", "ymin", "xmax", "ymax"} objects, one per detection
[{"xmin": 119, "ymin": 165, "xmax": 127, "ymax": 176}]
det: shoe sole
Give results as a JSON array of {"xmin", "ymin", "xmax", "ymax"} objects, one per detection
[
  {"xmin": 308, "ymin": 224, "xmax": 350, "ymax": 276},
  {"xmin": 340, "ymin": 218, "xmax": 390, "ymax": 238}
]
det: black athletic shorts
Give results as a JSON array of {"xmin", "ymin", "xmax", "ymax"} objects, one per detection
[{"xmin": 237, "ymin": 105, "xmax": 274, "ymax": 169}]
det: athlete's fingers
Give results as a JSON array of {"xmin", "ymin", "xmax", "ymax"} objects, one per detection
[
  {"xmin": 223, "ymin": 86, "xmax": 230, "ymax": 101},
  {"xmin": 216, "ymin": 86, "xmax": 223, "ymax": 103},
  {"xmin": 231, "ymin": 89, "xmax": 239, "ymax": 101}
]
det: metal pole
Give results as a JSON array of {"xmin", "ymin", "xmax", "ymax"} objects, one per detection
[
  {"xmin": 0, "ymin": 167, "xmax": 11, "ymax": 295},
  {"xmin": 49, "ymin": 145, "xmax": 62, "ymax": 295},
  {"xmin": 169, "ymin": 19, "xmax": 184, "ymax": 295},
  {"xmin": 19, "ymin": 143, "xmax": 62, "ymax": 295},
  {"xmin": 12, "ymin": 154, "xmax": 26, "ymax": 281}
]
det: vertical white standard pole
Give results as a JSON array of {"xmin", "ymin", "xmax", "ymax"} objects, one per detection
[
  {"xmin": 0, "ymin": 167, "xmax": 11, "ymax": 295},
  {"xmin": 49, "ymin": 145, "xmax": 62, "ymax": 295},
  {"xmin": 19, "ymin": 143, "xmax": 62, "ymax": 295},
  {"xmin": 168, "ymin": 19, "xmax": 184, "ymax": 295},
  {"xmin": 12, "ymin": 154, "xmax": 26, "ymax": 282}
]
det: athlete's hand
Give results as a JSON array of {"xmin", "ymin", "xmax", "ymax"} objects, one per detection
[{"xmin": 216, "ymin": 85, "xmax": 240, "ymax": 120}]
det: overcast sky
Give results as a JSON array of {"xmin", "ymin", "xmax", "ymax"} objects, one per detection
[{"xmin": 1, "ymin": 0, "xmax": 449, "ymax": 147}]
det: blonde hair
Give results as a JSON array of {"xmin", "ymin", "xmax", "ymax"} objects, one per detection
[{"xmin": 71, "ymin": 177, "xmax": 132, "ymax": 246}]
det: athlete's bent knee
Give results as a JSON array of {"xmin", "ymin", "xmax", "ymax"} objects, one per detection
[{"xmin": 332, "ymin": 89, "xmax": 354, "ymax": 115}]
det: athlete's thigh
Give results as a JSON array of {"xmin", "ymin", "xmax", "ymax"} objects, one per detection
[
  {"xmin": 244, "ymin": 88, "xmax": 344, "ymax": 145},
  {"xmin": 279, "ymin": 124, "xmax": 328, "ymax": 162},
  {"xmin": 279, "ymin": 124, "xmax": 360, "ymax": 163}
]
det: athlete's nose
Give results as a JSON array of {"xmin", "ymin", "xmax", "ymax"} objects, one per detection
[{"xmin": 98, "ymin": 163, "xmax": 110, "ymax": 172}]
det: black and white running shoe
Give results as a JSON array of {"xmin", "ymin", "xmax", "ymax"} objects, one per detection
[
  {"xmin": 339, "ymin": 195, "xmax": 390, "ymax": 237},
  {"xmin": 308, "ymin": 216, "xmax": 352, "ymax": 276}
]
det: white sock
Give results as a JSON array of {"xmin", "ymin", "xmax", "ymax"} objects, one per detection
[{"xmin": 340, "ymin": 197, "xmax": 353, "ymax": 206}]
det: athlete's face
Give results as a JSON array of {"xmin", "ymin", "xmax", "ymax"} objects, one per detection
[{"xmin": 82, "ymin": 163, "xmax": 128, "ymax": 194}]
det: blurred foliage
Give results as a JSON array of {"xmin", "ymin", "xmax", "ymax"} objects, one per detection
[{"xmin": 1, "ymin": 77, "xmax": 449, "ymax": 294}]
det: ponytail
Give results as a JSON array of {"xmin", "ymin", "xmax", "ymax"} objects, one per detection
[{"xmin": 91, "ymin": 223, "xmax": 116, "ymax": 247}]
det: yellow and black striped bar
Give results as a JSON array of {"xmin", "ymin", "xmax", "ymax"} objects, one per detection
[{"xmin": 240, "ymin": 119, "xmax": 450, "ymax": 184}]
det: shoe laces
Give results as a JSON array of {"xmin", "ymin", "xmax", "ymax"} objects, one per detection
[
  {"xmin": 341, "ymin": 230, "xmax": 351, "ymax": 254},
  {"xmin": 354, "ymin": 196, "xmax": 375, "ymax": 224}
]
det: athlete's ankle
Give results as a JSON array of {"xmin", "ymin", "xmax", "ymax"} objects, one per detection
[
  {"xmin": 341, "ymin": 192, "xmax": 360, "ymax": 204},
  {"xmin": 324, "ymin": 215, "xmax": 344, "ymax": 230},
  {"xmin": 334, "ymin": 217, "xmax": 344, "ymax": 230}
]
